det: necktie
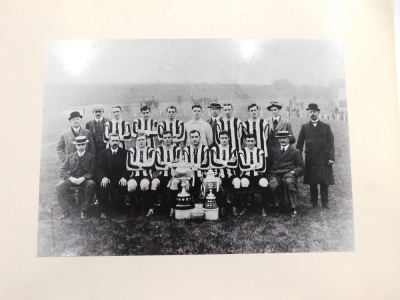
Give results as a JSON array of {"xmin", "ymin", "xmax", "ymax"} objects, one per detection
[
  {"xmin": 281, "ymin": 148, "xmax": 285, "ymax": 155},
  {"xmin": 273, "ymin": 119, "xmax": 278, "ymax": 129},
  {"xmin": 116, "ymin": 123, "xmax": 119, "ymax": 135},
  {"xmin": 113, "ymin": 151, "xmax": 116, "ymax": 156}
]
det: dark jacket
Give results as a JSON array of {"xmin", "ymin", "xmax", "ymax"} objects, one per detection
[
  {"xmin": 296, "ymin": 120, "xmax": 335, "ymax": 185},
  {"xmin": 269, "ymin": 145, "xmax": 304, "ymax": 177},
  {"xmin": 59, "ymin": 151, "xmax": 95, "ymax": 180},
  {"xmin": 266, "ymin": 116, "xmax": 296, "ymax": 148},
  {"xmin": 95, "ymin": 147, "xmax": 129, "ymax": 183},
  {"xmin": 85, "ymin": 118, "xmax": 110, "ymax": 152},
  {"xmin": 56, "ymin": 127, "xmax": 96, "ymax": 163}
]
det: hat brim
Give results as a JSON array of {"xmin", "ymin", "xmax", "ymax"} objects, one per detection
[
  {"xmin": 267, "ymin": 105, "xmax": 282, "ymax": 110},
  {"xmin": 69, "ymin": 115, "xmax": 83, "ymax": 120},
  {"xmin": 207, "ymin": 105, "xmax": 222, "ymax": 109},
  {"xmin": 306, "ymin": 108, "xmax": 320, "ymax": 111},
  {"xmin": 275, "ymin": 135, "xmax": 292, "ymax": 138},
  {"xmin": 73, "ymin": 141, "xmax": 89, "ymax": 145}
]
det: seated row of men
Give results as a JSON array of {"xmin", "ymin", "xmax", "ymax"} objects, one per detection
[{"xmin": 56, "ymin": 127, "xmax": 305, "ymax": 220}]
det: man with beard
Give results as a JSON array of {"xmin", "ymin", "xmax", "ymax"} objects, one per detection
[
  {"xmin": 56, "ymin": 136, "xmax": 96, "ymax": 220},
  {"xmin": 296, "ymin": 103, "xmax": 335, "ymax": 209},
  {"xmin": 56, "ymin": 111, "xmax": 95, "ymax": 163},
  {"xmin": 96, "ymin": 134, "xmax": 129, "ymax": 219},
  {"xmin": 85, "ymin": 104, "xmax": 110, "ymax": 159},
  {"xmin": 267, "ymin": 131, "xmax": 304, "ymax": 217}
]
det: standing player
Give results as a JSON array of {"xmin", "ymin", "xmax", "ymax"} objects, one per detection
[
  {"xmin": 242, "ymin": 103, "xmax": 269, "ymax": 161},
  {"xmin": 210, "ymin": 130, "xmax": 240, "ymax": 216},
  {"xmin": 132, "ymin": 105, "xmax": 158, "ymax": 149},
  {"xmin": 157, "ymin": 106, "xmax": 185, "ymax": 146},
  {"xmin": 104, "ymin": 106, "xmax": 131, "ymax": 150},
  {"xmin": 151, "ymin": 131, "xmax": 182, "ymax": 217},
  {"xmin": 220, "ymin": 103, "xmax": 243, "ymax": 151},
  {"xmin": 126, "ymin": 133, "xmax": 155, "ymax": 216},
  {"xmin": 182, "ymin": 130, "xmax": 210, "ymax": 202},
  {"xmin": 206, "ymin": 102, "xmax": 223, "ymax": 146},
  {"xmin": 236, "ymin": 134, "xmax": 268, "ymax": 217},
  {"xmin": 184, "ymin": 105, "xmax": 213, "ymax": 147}
]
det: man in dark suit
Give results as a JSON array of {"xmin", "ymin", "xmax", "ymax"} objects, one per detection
[
  {"xmin": 56, "ymin": 136, "xmax": 96, "ymax": 220},
  {"xmin": 268, "ymin": 131, "xmax": 305, "ymax": 217},
  {"xmin": 296, "ymin": 103, "xmax": 335, "ymax": 209},
  {"xmin": 85, "ymin": 104, "xmax": 110, "ymax": 159},
  {"xmin": 56, "ymin": 111, "xmax": 96, "ymax": 163},
  {"xmin": 96, "ymin": 133, "xmax": 129, "ymax": 218},
  {"xmin": 206, "ymin": 102, "xmax": 223, "ymax": 146},
  {"xmin": 266, "ymin": 101, "xmax": 296, "ymax": 149}
]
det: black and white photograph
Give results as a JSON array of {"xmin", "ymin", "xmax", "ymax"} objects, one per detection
[{"xmin": 38, "ymin": 39, "xmax": 354, "ymax": 256}]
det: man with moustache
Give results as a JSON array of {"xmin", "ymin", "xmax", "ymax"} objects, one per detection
[
  {"xmin": 56, "ymin": 111, "xmax": 95, "ymax": 163},
  {"xmin": 296, "ymin": 103, "xmax": 335, "ymax": 209},
  {"xmin": 267, "ymin": 131, "xmax": 304, "ymax": 218},
  {"xmin": 56, "ymin": 136, "xmax": 96, "ymax": 220},
  {"xmin": 85, "ymin": 104, "xmax": 110, "ymax": 158},
  {"xmin": 96, "ymin": 134, "xmax": 129, "ymax": 219}
]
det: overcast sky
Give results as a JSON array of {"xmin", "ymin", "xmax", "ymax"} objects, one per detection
[{"xmin": 45, "ymin": 39, "xmax": 345, "ymax": 86}]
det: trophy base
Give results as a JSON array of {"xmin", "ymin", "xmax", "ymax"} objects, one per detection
[{"xmin": 204, "ymin": 207, "xmax": 219, "ymax": 220}]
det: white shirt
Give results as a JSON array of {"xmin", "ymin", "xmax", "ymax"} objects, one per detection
[
  {"xmin": 311, "ymin": 119, "xmax": 319, "ymax": 127},
  {"xmin": 111, "ymin": 148, "xmax": 118, "ymax": 155},
  {"xmin": 281, "ymin": 145, "xmax": 289, "ymax": 152},
  {"xmin": 77, "ymin": 150, "xmax": 85, "ymax": 157},
  {"xmin": 95, "ymin": 117, "xmax": 104, "ymax": 123}
]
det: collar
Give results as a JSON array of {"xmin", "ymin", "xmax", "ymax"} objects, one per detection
[
  {"xmin": 212, "ymin": 116, "xmax": 221, "ymax": 122},
  {"xmin": 72, "ymin": 126, "xmax": 81, "ymax": 133},
  {"xmin": 77, "ymin": 150, "xmax": 85, "ymax": 157},
  {"xmin": 281, "ymin": 145, "xmax": 289, "ymax": 151},
  {"xmin": 111, "ymin": 148, "xmax": 118, "ymax": 154},
  {"xmin": 95, "ymin": 117, "xmax": 104, "ymax": 122},
  {"xmin": 311, "ymin": 119, "xmax": 319, "ymax": 123},
  {"xmin": 249, "ymin": 117, "xmax": 260, "ymax": 122},
  {"xmin": 190, "ymin": 118, "xmax": 204, "ymax": 123},
  {"xmin": 273, "ymin": 116, "xmax": 280, "ymax": 122},
  {"xmin": 112, "ymin": 119, "xmax": 123, "ymax": 124}
]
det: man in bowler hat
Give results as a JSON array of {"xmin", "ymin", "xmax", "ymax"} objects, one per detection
[
  {"xmin": 56, "ymin": 111, "xmax": 95, "ymax": 163},
  {"xmin": 296, "ymin": 103, "xmax": 335, "ymax": 209}
]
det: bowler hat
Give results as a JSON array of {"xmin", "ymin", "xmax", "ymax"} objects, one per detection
[
  {"xmin": 267, "ymin": 101, "xmax": 282, "ymax": 110},
  {"xmin": 207, "ymin": 102, "xmax": 222, "ymax": 109},
  {"xmin": 275, "ymin": 131, "xmax": 292, "ymax": 138},
  {"xmin": 306, "ymin": 103, "xmax": 320, "ymax": 111},
  {"xmin": 72, "ymin": 136, "xmax": 89, "ymax": 145},
  {"xmin": 69, "ymin": 111, "xmax": 83, "ymax": 120}
]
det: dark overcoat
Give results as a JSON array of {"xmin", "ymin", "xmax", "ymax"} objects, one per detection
[
  {"xmin": 59, "ymin": 151, "xmax": 95, "ymax": 180},
  {"xmin": 296, "ymin": 121, "xmax": 335, "ymax": 185},
  {"xmin": 85, "ymin": 117, "xmax": 110, "ymax": 153},
  {"xmin": 56, "ymin": 127, "xmax": 95, "ymax": 163},
  {"xmin": 95, "ymin": 147, "xmax": 129, "ymax": 184}
]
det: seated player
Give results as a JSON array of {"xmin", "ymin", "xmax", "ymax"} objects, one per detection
[
  {"xmin": 56, "ymin": 136, "xmax": 96, "ymax": 220},
  {"xmin": 267, "ymin": 131, "xmax": 305, "ymax": 217},
  {"xmin": 151, "ymin": 131, "xmax": 182, "ymax": 217},
  {"xmin": 126, "ymin": 133, "xmax": 155, "ymax": 217},
  {"xmin": 210, "ymin": 130, "xmax": 240, "ymax": 216},
  {"xmin": 182, "ymin": 130, "xmax": 210, "ymax": 202},
  {"xmin": 96, "ymin": 134, "xmax": 129, "ymax": 219},
  {"xmin": 236, "ymin": 134, "xmax": 269, "ymax": 217}
]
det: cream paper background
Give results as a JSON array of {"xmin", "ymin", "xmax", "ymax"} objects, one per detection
[{"xmin": 1, "ymin": 0, "xmax": 399, "ymax": 299}]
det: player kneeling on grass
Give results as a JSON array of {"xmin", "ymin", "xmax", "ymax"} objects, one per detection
[
  {"xmin": 56, "ymin": 136, "xmax": 96, "ymax": 220},
  {"xmin": 95, "ymin": 134, "xmax": 129, "ymax": 219},
  {"xmin": 267, "ymin": 131, "xmax": 305, "ymax": 218},
  {"xmin": 151, "ymin": 131, "xmax": 182, "ymax": 217},
  {"xmin": 235, "ymin": 134, "xmax": 268, "ymax": 217},
  {"xmin": 210, "ymin": 130, "xmax": 240, "ymax": 216},
  {"xmin": 126, "ymin": 133, "xmax": 155, "ymax": 217}
]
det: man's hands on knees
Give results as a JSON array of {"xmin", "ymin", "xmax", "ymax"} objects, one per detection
[
  {"xmin": 101, "ymin": 177, "xmax": 110, "ymax": 187},
  {"xmin": 119, "ymin": 178, "xmax": 127, "ymax": 186}
]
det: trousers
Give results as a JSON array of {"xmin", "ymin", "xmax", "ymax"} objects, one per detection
[{"xmin": 56, "ymin": 179, "xmax": 96, "ymax": 213}]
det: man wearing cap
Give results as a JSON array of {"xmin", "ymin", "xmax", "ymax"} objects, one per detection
[
  {"xmin": 267, "ymin": 131, "xmax": 305, "ymax": 218},
  {"xmin": 56, "ymin": 136, "xmax": 96, "ymax": 220},
  {"xmin": 206, "ymin": 102, "xmax": 223, "ymax": 146},
  {"xmin": 85, "ymin": 104, "xmax": 110, "ymax": 158},
  {"xmin": 56, "ymin": 111, "xmax": 96, "ymax": 163},
  {"xmin": 184, "ymin": 105, "xmax": 213, "ymax": 147},
  {"xmin": 104, "ymin": 106, "xmax": 131, "ymax": 150},
  {"xmin": 96, "ymin": 134, "xmax": 129, "ymax": 219},
  {"xmin": 296, "ymin": 103, "xmax": 335, "ymax": 209},
  {"xmin": 266, "ymin": 101, "xmax": 295, "ymax": 149}
]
